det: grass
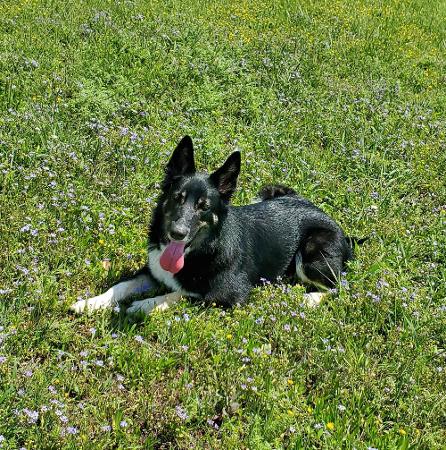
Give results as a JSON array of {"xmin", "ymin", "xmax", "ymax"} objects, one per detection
[{"xmin": 1, "ymin": 0, "xmax": 446, "ymax": 448}]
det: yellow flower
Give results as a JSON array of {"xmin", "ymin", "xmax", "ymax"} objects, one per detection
[
  {"xmin": 307, "ymin": 406, "xmax": 313, "ymax": 414},
  {"xmin": 326, "ymin": 422, "xmax": 335, "ymax": 431},
  {"xmin": 399, "ymin": 428, "xmax": 406, "ymax": 436},
  {"xmin": 226, "ymin": 334, "xmax": 233, "ymax": 340},
  {"xmin": 287, "ymin": 379, "xmax": 294, "ymax": 386},
  {"xmin": 287, "ymin": 409, "xmax": 294, "ymax": 417},
  {"xmin": 99, "ymin": 239, "xmax": 105, "ymax": 245}
]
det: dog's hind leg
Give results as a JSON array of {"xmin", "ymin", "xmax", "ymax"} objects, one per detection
[
  {"xmin": 303, "ymin": 292, "xmax": 327, "ymax": 307},
  {"xmin": 295, "ymin": 251, "xmax": 329, "ymax": 307},
  {"xmin": 70, "ymin": 268, "xmax": 156, "ymax": 313},
  {"xmin": 295, "ymin": 251, "xmax": 329, "ymax": 290}
]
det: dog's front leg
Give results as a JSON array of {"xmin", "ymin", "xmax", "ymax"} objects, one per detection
[
  {"xmin": 70, "ymin": 270, "xmax": 156, "ymax": 313},
  {"xmin": 126, "ymin": 291, "xmax": 183, "ymax": 316}
]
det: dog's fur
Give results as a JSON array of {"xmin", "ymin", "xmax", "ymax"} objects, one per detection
[{"xmin": 71, "ymin": 136, "xmax": 358, "ymax": 315}]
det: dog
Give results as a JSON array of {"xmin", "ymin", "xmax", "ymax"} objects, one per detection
[{"xmin": 71, "ymin": 135, "xmax": 361, "ymax": 315}]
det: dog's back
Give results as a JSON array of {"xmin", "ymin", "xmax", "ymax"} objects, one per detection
[{"xmin": 227, "ymin": 189, "xmax": 352, "ymax": 288}]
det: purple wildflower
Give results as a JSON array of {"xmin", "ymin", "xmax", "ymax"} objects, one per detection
[
  {"xmin": 175, "ymin": 405, "xmax": 188, "ymax": 421},
  {"xmin": 50, "ymin": 399, "xmax": 65, "ymax": 407},
  {"xmin": 207, "ymin": 418, "xmax": 220, "ymax": 429},
  {"xmin": 22, "ymin": 408, "xmax": 39, "ymax": 424},
  {"xmin": 48, "ymin": 385, "xmax": 57, "ymax": 394}
]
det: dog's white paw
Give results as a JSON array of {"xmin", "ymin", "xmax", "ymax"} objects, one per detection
[
  {"xmin": 126, "ymin": 298, "xmax": 157, "ymax": 315},
  {"xmin": 70, "ymin": 299, "xmax": 87, "ymax": 313},
  {"xmin": 70, "ymin": 293, "xmax": 113, "ymax": 314},
  {"xmin": 303, "ymin": 292, "xmax": 326, "ymax": 308},
  {"xmin": 155, "ymin": 301, "xmax": 170, "ymax": 312},
  {"xmin": 126, "ymin": 294, "xmax": 173, "ymax": 316}
]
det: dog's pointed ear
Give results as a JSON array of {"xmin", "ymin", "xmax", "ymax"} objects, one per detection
[
  {"xmin": 163, "ymin": 136, "xmax": 196, "ymax": 188},
  {"xmin": 210, "ymin": 151, "xmax": 241, "ymax": 201}
]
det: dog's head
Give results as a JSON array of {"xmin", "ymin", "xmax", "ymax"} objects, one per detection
[{"xmin": 160, "ymin": 135, "xmax": 240, "ymax": 248}]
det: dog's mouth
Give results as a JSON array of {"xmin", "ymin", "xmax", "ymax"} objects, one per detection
[
  {"xmin": 160, "ymin": 240, "xmax": 187, "ymax": 274},
  {"xmin": 160, "ymin": 224, "xmax": 204, "ymax": 274},
  {"xmin": 160, "ymin": 241, "xmax": 185, "ymax": 274}
]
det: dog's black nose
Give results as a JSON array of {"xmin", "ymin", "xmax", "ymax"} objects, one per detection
[{"xmin": 170, "ymin": 222, "xmax": 188, "ymax": 241}]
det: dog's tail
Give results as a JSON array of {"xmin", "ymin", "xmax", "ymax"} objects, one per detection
[{"xmin": 258, "ymin": 184, "xmax": 297, "ymax": 201}]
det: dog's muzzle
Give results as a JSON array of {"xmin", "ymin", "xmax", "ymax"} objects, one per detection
[{"xmin": 169, "ymin": 218, "xmax": 189, "ymax": 241}]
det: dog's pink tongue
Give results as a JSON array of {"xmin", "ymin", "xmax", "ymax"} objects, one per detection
[{"xmin": 160, "ymin": 241, "xmax": 186, "ymax": 274}]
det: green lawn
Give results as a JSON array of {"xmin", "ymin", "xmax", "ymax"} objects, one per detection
[{"xmin": 1, "ymin": 0, "xmax": 446, "ymax": 448}]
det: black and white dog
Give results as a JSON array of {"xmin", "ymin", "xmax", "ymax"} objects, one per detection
[{"xmin": 71, "ymin": 136, "xmax": 359, "ymax": 315}]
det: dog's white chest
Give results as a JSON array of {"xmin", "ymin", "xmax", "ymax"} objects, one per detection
[{"xmin": 148, "ymin": 246, "xmax": 182, "ymax": 291}]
